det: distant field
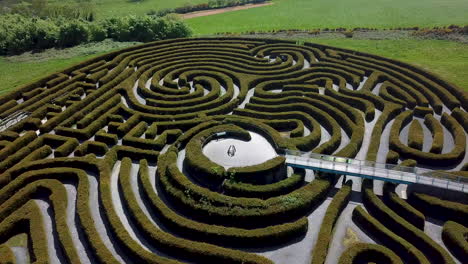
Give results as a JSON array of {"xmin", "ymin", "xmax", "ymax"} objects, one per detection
[
  {"xmin": 78, "ymin": 0, "xmax": 208, "ymax": 19},
  {"xmin": 186, "ymin": 0, "xmax": 468, "ymax": 34},
  {"xmin": 1, "ymin": 38, "xmax": 466, "ymax": 94}
]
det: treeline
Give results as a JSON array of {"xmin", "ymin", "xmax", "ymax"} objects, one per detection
[
  {"xmin": 2, "ymin": 0, "xmax": 95, "ymax": 21},
  {"xmin": 0, "ymin": 14, "xmax": 192, "ymax": 55},
  {"xmin": 148, "ymin": 0, "xmax": 269, "ymax": 17}
]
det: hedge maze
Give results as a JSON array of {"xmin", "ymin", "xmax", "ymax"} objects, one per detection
[{"xmin": 0, "ymin": 37, "xmax": 467, "ymax": 263}]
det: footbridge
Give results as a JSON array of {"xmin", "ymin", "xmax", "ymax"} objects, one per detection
[
  {"xmin": 281, "ymin": 150, "xmax": 468, "ymax": 193},
  {"xmin": 0, "ymin": 111, "xmax": 31, "ymax": 132}
]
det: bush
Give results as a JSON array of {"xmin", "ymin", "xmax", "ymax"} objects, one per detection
[
  {"xmin": 88, "ymin": 23, "xmax": 107, "ymax": 42},
  {"xmin": 102, "ymin": 15, "xmax": 192, "ymax": 42},
  {"xmin": 0, "ymin": 14, "xmax": 191, "ymax": 55},
  {"xmin": 57, "ymin": 20, "xmax": 89, "ymax": 47}
]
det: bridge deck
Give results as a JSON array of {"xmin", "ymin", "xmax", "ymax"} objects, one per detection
[{"xmin": 283, "ymin": 151, "xmax": 467, "ymax": 193}]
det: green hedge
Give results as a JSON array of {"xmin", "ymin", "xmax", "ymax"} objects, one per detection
[
  {"xmin": 227, "ymin": 156, "xmax": 286, "ymax": 185},
  {"xmin": 310, "ymin": 181, "xmax": 352, "ymax": 264},
  {"xmin": 184, "ymin": 124, "xmax": 249, "ymax": 187},
  {"xmin": 159, "ymin": 150, "xmax": 332, "ymax": 228},
  {"xmin": 338, "ymin": 243, "xmax": 403, "ymax": 264},
  {"xmin": 352, "ymin": 206, "xmax": 430, "ymax": 263},
  {"xmin": 424, "ymin": 114, "xmax": 444, "ymax": 154},
  {"xmin": 0, "ymin": 174, "xmax": 83, "ymax": 263},
  {"xmin": 414, "ymin": 106, "xmax": 434, "ymax": 118},
  {"xmin": 408, "ymin": 119, "xmax": 424, "ymax": 151},
  {"xmin": 362, "ymin": 180, "xmax": 455, "ymax": 264},
  {"xmin": 101, "ymin": 151, "xmax": 273, "ymax": 264},
  {"xmin": 0, "ymin": 244, "xmax": 15, "ymax": 264},
  {"xmin": 366, "ymin": 103, "xmax": 403, "ymax": 161},
  {"xmin": 441, "ymin": 221, "xmax": 468, "ymax": 262},
  {"xmin": 408, "ymin": 192, "xmax": 468, "ymax": 226},
  {"xmin": 1, "ymin": 158, "xmax": 123, "ymax": 263},
  {"xmin": 451, "ymin": 107, "xmax": 468, "ymax": 133},
  {"xmin": 134, "ymin": 158, "xmax": 308, "ymax": 247},
  {"xmin": 390, "ymin": 111, "xmax": 465, "ymax": 166},
  {"xmin": 223, "ymin": 173, "xmax": 304, "ymax": 199},
  {"xmin": 75, "ymin": 141, "xmax": 108, "ymax": 156},
  {"xmin": 382, "ymin": 182, "xmax": 425, "ymax": 230},
  {"xmin": 95, "ymin": 129, "xmax": 119, "ymax": 145}
]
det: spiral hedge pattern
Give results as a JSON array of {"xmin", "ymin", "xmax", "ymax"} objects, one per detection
[{"xmin": 0, "ymin": 37, "xmax": 467, "ymax": 264}]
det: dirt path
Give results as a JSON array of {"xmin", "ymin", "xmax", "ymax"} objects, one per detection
[{"xmin": 180, "ymin": 2, "xmax": 273, "ymax": 19}]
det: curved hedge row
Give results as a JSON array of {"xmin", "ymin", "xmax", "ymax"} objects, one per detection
[
  {"xmin": 338, "ymin": 243, "xmax": 403, "ymax": 264},
  {"xmin": 441, "ymin": 221, "xmax": 468, "ymax": 262},
  {"xmin": 223, "ymin": 173, "xmax": 304, "ymax": 199},
  {"xmin": 408, "ymin": 192, "xmax": 468, "ymax": 226},
  {"xmin": 310, "ymin": 181, "xmax": 352, "ymax": 264},
  {"xmin": 134, "ymin": 158, "xmax": 308, "ymax": 247},
  {"xmin": 362, "ymin": 179, "xmax": 454, "ymax": 264},
  {"xmin": 390, "ymin": 111, "xmax": 465, "ymax": 166}
]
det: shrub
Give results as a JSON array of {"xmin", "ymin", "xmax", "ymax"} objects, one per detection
[
  {"xmin": 88, "ymin": 23, "xmax": 107, "ymax": 42},
  {"xmin": 57, "ymin": 20, "xmax": 89, "ymax": 47},
  {"xmin": 0, "ymin": 14, "xmax": 191, "ymax": 55},
  {"xmin": 102, "ymin": 15, "xmax": 191, "ymax": 42}
]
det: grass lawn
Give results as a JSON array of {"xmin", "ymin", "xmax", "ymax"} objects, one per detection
[
  {"xmin": 187, "ymin": 0, "xmax": 468, "ymax": 34},
  {"xmin": 0, "ymin": 38, "xmax": 466, "ymax": 95}
]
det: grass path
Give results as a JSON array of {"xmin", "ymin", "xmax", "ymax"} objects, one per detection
[{"xmin": 0, "ymin": 38, "xmax": 466, "ymax": 95}]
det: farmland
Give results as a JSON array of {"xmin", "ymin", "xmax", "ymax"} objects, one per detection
[{"xmin": 185, "ymin": 0, "xmax": 468, "ymax": 34}]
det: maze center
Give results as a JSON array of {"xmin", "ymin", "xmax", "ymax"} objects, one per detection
[
  {"xmin": 202, "ymin": 131, "xmax": 277, "ymax": 168},
  {"xmin": 0, "ymin": 37, "xmax": 466, "ymax": 264}
]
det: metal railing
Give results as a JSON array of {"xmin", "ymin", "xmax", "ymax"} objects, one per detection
[
  {"xmin": 281, "ymin": 149, "xmax": 468, "ymax": 192},
  {"xmin": 0, "ymin": 111, "xmax": 31, "ymax": 132}
]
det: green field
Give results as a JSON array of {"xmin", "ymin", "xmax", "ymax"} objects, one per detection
[
  {"xmin": 186, "ymin": 0, "xmax": 468, "ymax": 34},
  {"xmin": 69, "ymin": 0, "xmax": 207, "ymax": 19},
  {"xmin": 1, "ymin": 38, "xmax": 467, "ymax": 94}
]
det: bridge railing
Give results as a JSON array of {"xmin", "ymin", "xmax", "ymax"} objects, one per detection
[
  {"xmin": 281, "ymin": 149, "xmax": 468, "ymax": 191},
  {"xmin": 0, "ymin": 111, "xmax": 31, "ymax": 132}
]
